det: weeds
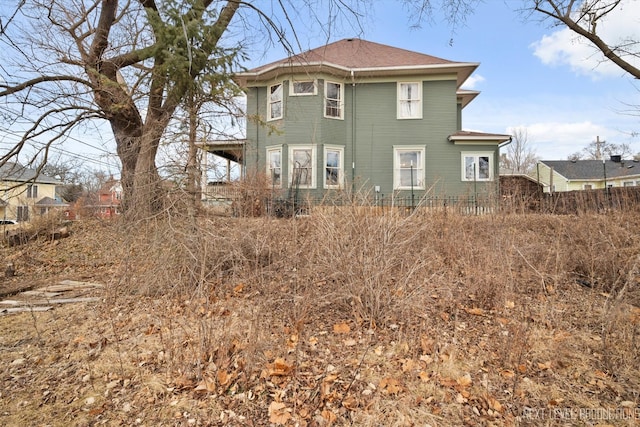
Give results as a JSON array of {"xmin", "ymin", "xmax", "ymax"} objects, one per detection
[{"xmin": 3, "ymin": 193, "xmax": 640, "ymax": 425}]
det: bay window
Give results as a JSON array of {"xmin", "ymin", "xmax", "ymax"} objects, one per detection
[
  {"xmin": 289, "ymin": 145, "xmax": 317, "ymax": 188},
  {"xmin": 397, "ymin": 82, "xmax": 422, "ymax": 119},
  {"xmin": 324, "ymin": 146, "xmax": 344, "ymax": 188},
  {"xmin": 266, "ymin": 146, "xmax": 282, "ymax": 187},
  {"xmin": 268, "ymin": 83, "xmax": 283, "ymax": 120},
  {"xmin": 324, "ymin": 81, "xmax": 343, "ymax": 119},
  {"xmin": 393, "ymin": 146, "xmax": 425, "ymax": 190}
]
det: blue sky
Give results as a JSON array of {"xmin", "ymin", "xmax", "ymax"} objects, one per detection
[
  {"xmin": 2, "ymin": 1, "xmax": 639, "ymax": 172},
  {"xmin": 247, "ymin": 0, "xmax": 640, "ymax": 161}
]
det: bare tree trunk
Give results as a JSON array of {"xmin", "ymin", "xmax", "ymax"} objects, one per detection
[
  {"xmin": 186, "ymin": 94, "xmax": 201, "ymax": 215},
  {"xmin": 129, "ymin": 132, "xmax": 164, "ymax": 220}
]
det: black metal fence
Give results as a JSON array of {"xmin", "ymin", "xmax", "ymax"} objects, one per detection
[{"xmin": 227, "ymin": 185, "xmax": 640, "ymax": 218}]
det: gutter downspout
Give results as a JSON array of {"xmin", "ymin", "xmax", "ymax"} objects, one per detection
[{"xmin": 351, "ymin": 70, "xmax": 356, "ymax": 197}]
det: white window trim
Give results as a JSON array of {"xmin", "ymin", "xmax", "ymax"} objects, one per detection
[
  {"xmin": 324, "ymin": 81, "xmax": 344, "ymax": 120},
  {"xmin": 393, "ymin": 145, "xmax": 426, "ymax": 190},
  {"xmin": 461, "ymin": 152, "xmax": 494, "ymax": 182},
  {"xmin": 266, "ymin": 145, "xmax": 283, "ymax": 188},
  {"xmin": 288, "ymin": 145, "xmax": 317, "ymax": 189},
  {"xmin": 323, "ymin": 145, "xmax": 344, "ymax": 189},
  {"xmin": 397, "ymin": 82, "xmax": 422, "ymax": 119},
  {"xmin": 289, "ymin": 79, "xmax": 317, "ymax": 96},
  {"xmin": 267, "ymin": 82, "xmax": 283, "ymax": 121}
]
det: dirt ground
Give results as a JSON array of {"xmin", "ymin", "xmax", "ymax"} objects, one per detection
[{"xmin": 1, "ymin": 218, "xmax": 639, "ymax": 426}]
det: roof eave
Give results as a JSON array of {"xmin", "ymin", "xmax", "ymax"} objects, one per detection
[{"xmin": 235, "ymin": 62, "xmax": 480, "ymax": 87}]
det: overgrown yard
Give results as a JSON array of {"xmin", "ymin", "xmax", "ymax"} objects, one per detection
[{"xmin": 1, "ymin": 210, "xmax": 639, "ymax": 426}]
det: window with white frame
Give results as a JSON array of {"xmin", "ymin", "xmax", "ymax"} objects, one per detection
[
  {"xmin": 462, "ymin": 153, "xmax": 493, "ymax": 181},
  {"xmin": 290, "ymin": 80, "xmax": 316, "ymax": 96},
  {"xmin": 289, "ymin": 145, "xmax": 316, "ymax": 188},
  {"xmin": 266, "ymin": 146, "xmax": 282, "ymax": 187},
  {"xmin": 268, "ymin": 83, "xmax": 283, "ymax": 120},
  {"xmin": 397, "ymin": 82, "xmax": 422, "ymax": 119},
  {"xmin": 393, "ymin": 146, "xmax": 425, "ymax": 190},
  {"xmin": 623, "ymin": 181, "xmax": 634, "ymax": 187},
  {"xmin": 584, "ymin": 184, "xmax": 593, "ymax": 190},
  {"xmin": 324, "ymin": 81, "xmax": 343, "ymax": 119},
  {"xmin": 324, "ymin": 146, "xmax": 344, "ymax": 188}
]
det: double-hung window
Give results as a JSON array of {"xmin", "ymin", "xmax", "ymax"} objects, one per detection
[
  {"xmin": 268, "ymin": 83, "xmax": 283, "ymax": 121},
  {"xmin": 290, "ymin": 80, "xmax": 316, "ymax": 96},
  {"xmin": 27, "ymin": 184, "xmax": 38, "ymax": 198},
  {"xmin": 324, "ymin": 146, "xmax": 344, "ymax": 189},
  {"xmin": 266, "ymin": 146, "xmax": 282, "ymax": 187},
  {"xmin": 462, "ymin": 153, "xmax": 493, "ymax": 181},
  {"xmin": 393, "ymin": 146, "xmax": 425, "ymax": 190},
  {"xmin": 289, "ymin": 145, "xmax": 316, "ymax": 189},
  {"xmin": 397, "ymin": 82, "xmax": 422, "ymax": 119},
  {"xmin": 324, "ymin": 81, "xmax": 343, "ymax": 119}
]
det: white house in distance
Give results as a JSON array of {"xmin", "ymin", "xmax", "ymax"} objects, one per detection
[
  {"xmin": 0, "ymin": 162, "xmax": 66, "ymax": 222},
  {"xmin": 534, "ymin": 156, "xmax": 640, "ymax": 192}
]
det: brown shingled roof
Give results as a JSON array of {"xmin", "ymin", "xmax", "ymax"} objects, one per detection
[
  {"xmin": 250, "ymin": 38, "xmax": 458, "ymax": 72},
  {"xmin": 236, "ymin": 38, "xmax": 479, "ymax": 88}
]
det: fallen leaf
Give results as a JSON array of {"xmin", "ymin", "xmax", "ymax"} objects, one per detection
[
  {"xmin": 266, "ymin": 358, "xmax": 294, "ymax": 376},
  {"xmin": 268, "ymin": 401, "xmax": 292, "ymax": 425},
  {"xmin": 333, "ymin": 322, "xmax": 350, "ymax": 334},
  {"xmin": 194, "ymin": 377, "xmax": 216, "ymax": 393},
  {"xmin": 321, "ymin": 409, "xmax": 337, "ymax": 424},
  {"xmin": 465, "ymin": 307, "xmax": 485, "ymax": 316},
  {"xmin": 217, "ymin": 370, "xmax": 231, "ymax": 387},
  {"xmin": 456, "ymin": 373, "xmax": 472, "ymax": 387},
  {"xmin": 233, "ymin": 283, "xmax": 245, "ymax": 293},
  {"xmin": 537, "ymin": 361, "xmax": 552, "ymax": 371},
  {"xmin": 342, "ymin": 395, "xmax": 358, "ymax": 410},
  {"xmin": 500, "ymin": 369, "xmax": 515, "ymax": 379},
  {"xmin": 379, "ymin": 377, "xmax": 402, "ymax": 394}
]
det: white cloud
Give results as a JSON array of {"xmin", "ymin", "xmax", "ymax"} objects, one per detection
[
  {"xmin": 505, "ymin": 121, "xmax": 632, "ymax": 160},
  {"xmin": 462, "ymin": 74, "xmax": 485, "ymax": 89},
  {"xmin": 531, "ymin": 2, "xmax": 640, "ymax": 78}
]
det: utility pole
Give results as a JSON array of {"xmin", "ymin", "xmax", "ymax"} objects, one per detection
[{"xmin": 594, "ymin": 136, "xmax": 606, "ymax": 160}]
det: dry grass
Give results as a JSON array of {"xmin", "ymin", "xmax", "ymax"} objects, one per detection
[{"xmin": 1, "ymin": 203, "xmax": 640, "ymax": 426}]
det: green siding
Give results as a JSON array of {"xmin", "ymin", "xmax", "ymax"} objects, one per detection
[{"xmin": 244, "ymin": 76, "xmax": 499, "ymax": 198}]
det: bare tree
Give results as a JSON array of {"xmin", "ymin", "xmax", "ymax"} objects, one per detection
[
  {"xmin": 0, "ymin": 0, "xmax": 491, "ymax": 219},
  {"xmin": 500, "ymin": 127, "xmax": 538, "ymax": 173},
  {"xmin": 567, "ymin": 136, "xmax": 632, "ymax": 160},
  {"xmin": 531, "ymin": 0, "xmax": 640, "ymax": 79}
]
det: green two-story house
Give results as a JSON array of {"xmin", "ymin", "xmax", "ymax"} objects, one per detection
[{"xmin": 233, "ymin": 38, "xmax": 511, "ymax": 202}]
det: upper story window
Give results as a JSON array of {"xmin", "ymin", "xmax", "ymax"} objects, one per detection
[
  {"xmin": 266, "ymin": 146, "xmax": 282, "ymax": 187},
  {"xmin": 462, "ymin": 153, "xmax": 493, "ymax": 181},
  {"xmin": 397, "ymin": 82, "xmax": 422, "ymax": 119},
  {"xmin": 268, "ymin": 83, "xmax": 283, "ymax": 121},
  {"xmin": 393, "ymin": 146, "xmax": 425, "ymax": 190},
  {"xmin": 324, "ymin": 145, "xmax": 344, "ymax": 189},
  {"xmin": 27, "ymin": 184, "xmax": 38, "ymax": 198},
  {"xmin": 324, "ymin": 81, "xmax": 343, "ymax": 119},
  {"xmin": 290, "ymin": 80, "xmax": 316, "ymax": 96},
  {"xmin": 289, "ymin": 145, "xmax": 317, "ymax": 189}
]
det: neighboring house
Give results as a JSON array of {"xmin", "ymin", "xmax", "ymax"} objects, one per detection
[
  {"xmin": 94, "ymin": 178, "xmax": 122, "ymax": 218},
  {"xmin": 226, "ymin": 38, "xmax": 511, "ymax": 202},
  {"xmin": 534, "ymin": 156, "xmax": 640, "ymax": 193},
  {"xmin": 0, "ymin": 162, "xmax": 64, "ymax": 222}
]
